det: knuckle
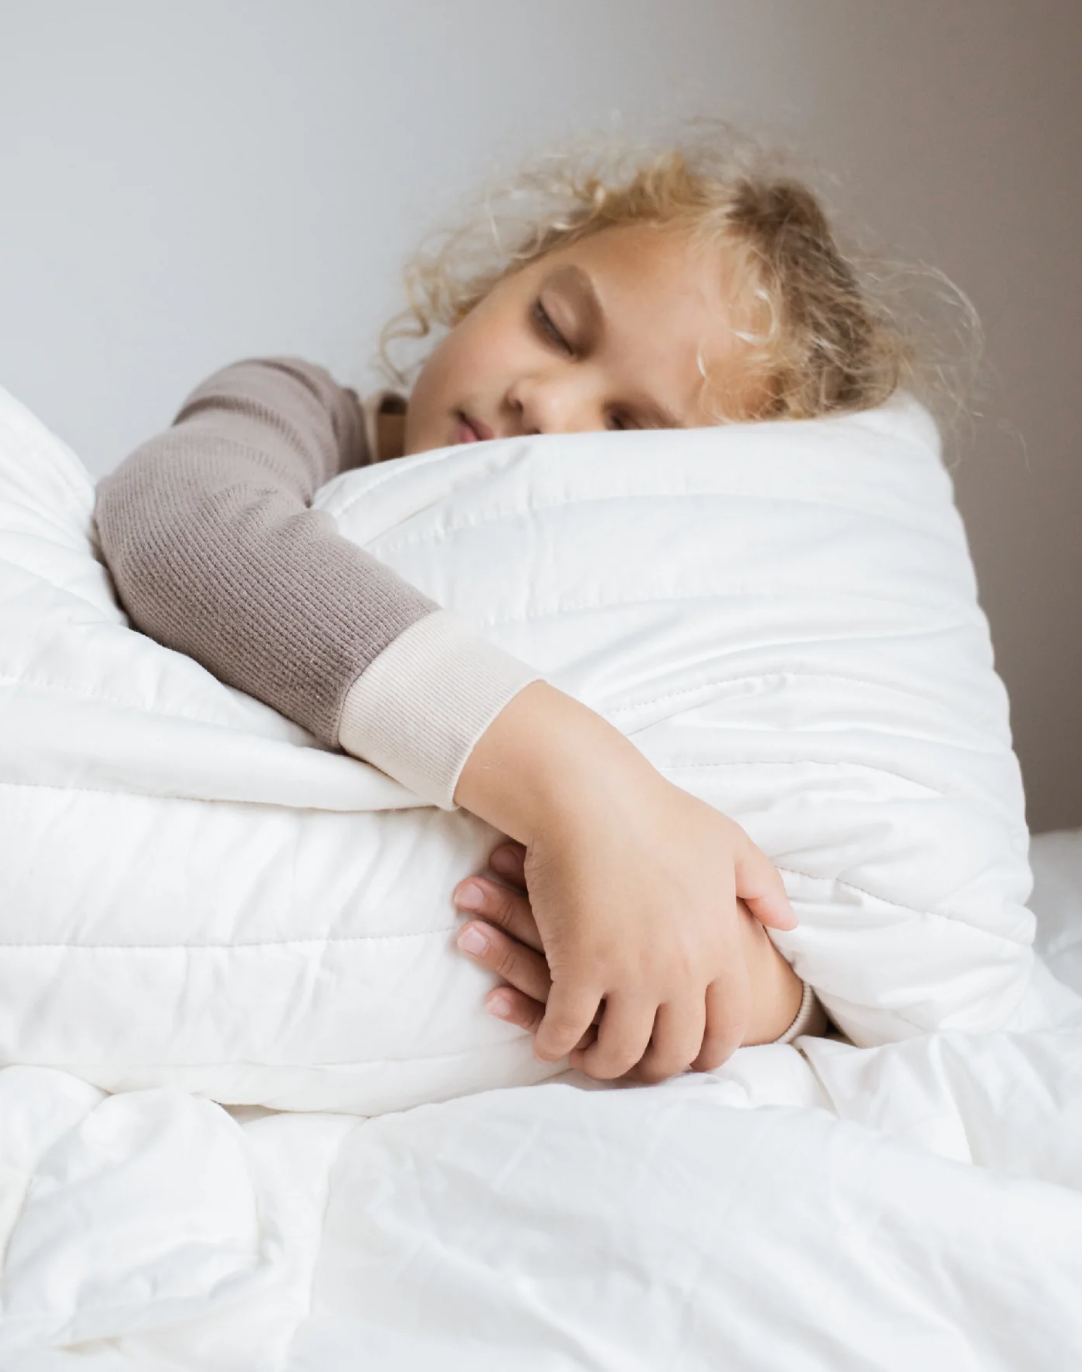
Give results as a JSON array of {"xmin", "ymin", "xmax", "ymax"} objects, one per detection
[
  {"xmin": 547, "ymin": 1012, "xmax": 586, "ymax": 1042},
  {"xmin": 637, "ymin": 1036, "xmax": 695, "ymax": 1083},
  {"xmin": 637, "ymin": 1058, "xmax": 680, "ymax": 1085},
  {"xmin": 487, "ymin": 888, "xmax": 518, "ymax": 931},
  {"xmin": 501, "ymin": 991, "xmax": 539, "ymax": 1032},
  {"xmin": 668, "ymin": 948, "xmax": 698, "ymax": 986},
  {"xmin": 715, "ymin": 1002, "xmax": 750, "ymax": 1040},
  {"xmin": 533, "ymin": 1038, "xmax": 564, "ymax": 1063},
  {"xmin": 692, "ymin": 1044, "xmax": 726, "ymax": 1073},
  {"xmin": 724, "ymin": 994, "xmax": 753, "ymax": 1034},
  {"xmin": 714, "ymin": 1039, "xmax": 741, "ymax": 1068},
  {"xmin": 591, "ymin": 1047, "xmax": 641, "ymax": 1081},
  {"xmin": 493, "ymin": 941, "xmax": 518, "ymax": 980},
  {"xmin": 582, "ymin": 1058, "xmax": 620, "ymax": 1082},
  {"xmin": 701, "ymin": 1029, "xmax": 742, "ymax": 1069},
  {"xmin": 536, "ymin": 1015, "xmax": 585, "ymax": 1059},
  {"xmin": 567, "ymin": 954, "xmax": 608, "ymax": 990},
  {"xmin": 521, "ymin": 999, "xmax": 545, "ymax": 1032},
  {"xmin": 713, "ymin": 1006, "xmax": 749, "ymax": 1044}
]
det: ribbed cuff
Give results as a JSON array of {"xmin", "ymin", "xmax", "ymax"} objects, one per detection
[
  {"xmin": 337, "ymin": 609, "xmax": 544, "ymax": 810},
  {"xmin": 772, "ymin": 981, "xmax": 820, "ymax": 1045}
]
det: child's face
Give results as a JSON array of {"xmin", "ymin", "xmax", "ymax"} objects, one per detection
[{"xmin": 402, "ymin": 224, "xmax": 759, "ymax": 456}]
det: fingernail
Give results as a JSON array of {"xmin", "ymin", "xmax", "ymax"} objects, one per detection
[
  {"xmin": 457, "ymin": 924, "xmax": 488, "ymax": 955},
  {"xmin": 489, "ymin": 848, "xmax": 516, "ymax": 876},
  {"xmin": 486, "ymin": 990, "xmax": 513, "ymax": 1018},
  {"xmin": 454, "ymin": 881, "xmax": 485, "ymax": 911}
]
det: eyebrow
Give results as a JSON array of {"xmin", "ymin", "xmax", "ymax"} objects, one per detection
[{"xmin": 544, "ymin": 264, "xmax": 685, "ymax": 431}]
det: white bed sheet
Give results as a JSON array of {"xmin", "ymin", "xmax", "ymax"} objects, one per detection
[
  {"xmin": 2, "ymin": 830, "xmax": 1080, "ymax": 1371},
  {"xmin": 1030, "ymin": 826, "xmax": 1082, "ymax": 995}
]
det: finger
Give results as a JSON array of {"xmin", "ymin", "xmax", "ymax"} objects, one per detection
[
  {"xmin": 485, "ymin": 986, "xmax": 545, "ymax": 1033},
  {"xmin": 566, "ymin": 1024, "xmax": 599, "ymax": 1069},
  {"xmin": 533, "ymin": 978, "xmax": 605, "ymax": 1064},
  {"xmin": 568, "ymin": 1020, "xmax": 658, "ymax": 1081},
  {"xmin": 463, "ymin": 923, "xmax": 604, "ymax": 1034},
  {"xmin": 634, "ymin": 996, "xmax": 707, "ymax": 1084},
  {"xmin": 574, "ymin": 1023, "xmax": 599, "ymax": 1052},
  {"xmin": 732, "ymin": 836, "xmax": 797, "ymax": 931},
  {"xmin": 456, "ymin": 920, "xmax": 552, "ymax": 1002},
  {"xmin": 453, "ymin": 876, "xmax": 544, "ymax": 952},
  {"xmin": 575, "ymin": 993, "xmax": 658, "ymax": 1081},
  {"xmin": 488, "ymin": 990, "xmax": 599, "ymax": 1050},
  {"xmin": 691, "ymin": 973, "xmax": 751, "ymax": 1072},
  {"xmin": 488, "ymin": 841, "xmax": 527, "ymax": 888},
  {"xmin": 569, "ymin": 1041, "xmax": 653, "ymax": 1084}
]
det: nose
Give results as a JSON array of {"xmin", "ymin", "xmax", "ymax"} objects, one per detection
[{"xmin": 505, "ymin": 370, "xmax": 599, "ymax": 436}]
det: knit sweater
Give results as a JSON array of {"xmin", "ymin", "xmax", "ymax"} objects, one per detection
[{"xmin": 94, "ymin": 357, "xmax": 541, "ymax": 809}]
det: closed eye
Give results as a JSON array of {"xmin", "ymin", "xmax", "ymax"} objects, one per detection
[{"xmin": 532, "ymin": 299, "xmax": 572, "ymax": 354}]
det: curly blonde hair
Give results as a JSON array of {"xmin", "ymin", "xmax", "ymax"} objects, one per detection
[{"xmin": 379, "ymin": 125, "xmax": 976, "ymax": 426}]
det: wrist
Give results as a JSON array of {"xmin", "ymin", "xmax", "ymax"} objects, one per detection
[
  {"xmin": 338, "ymin": 610, "xmax": 541, "ymax": 810},
  {"xmin": 453, "ymin": 680, "xmax": 653, "ymax": 841}
]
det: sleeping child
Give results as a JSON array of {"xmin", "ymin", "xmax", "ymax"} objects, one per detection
[{"xmin": 95, "ymin": 128, "xmax": 936, "ymax": 1085}]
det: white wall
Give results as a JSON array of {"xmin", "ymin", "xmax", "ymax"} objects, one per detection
[{"xmin": 2, "ymin": 0, "xmax": 1079, "ymax": 830}]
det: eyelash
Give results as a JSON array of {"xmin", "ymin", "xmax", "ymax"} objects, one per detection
[
  {"xmin": 531, "ymin": 298, "xmax": 639, "ymax": 431},
  {"xmin": 532, "ymin": 299, "xmax": 572, "ymax": 355}
]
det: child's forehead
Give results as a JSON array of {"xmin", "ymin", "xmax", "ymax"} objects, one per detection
[
  {"xmin": 544, "ymin": 222, "xmax": 706, "ymax": 277},
  {"xmin": 540, "ymin": 225, "xmax": 746, "ymax": 336}
]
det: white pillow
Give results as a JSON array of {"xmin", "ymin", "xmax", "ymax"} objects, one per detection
[{"xmin": 0, "ymin": 385, "xmax": 1067, "ymax": 1113}]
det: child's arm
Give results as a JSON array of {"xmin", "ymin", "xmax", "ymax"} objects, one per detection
[{"xmin": 95, "ymin": 357, "xmax": 540, "ymax": 803}]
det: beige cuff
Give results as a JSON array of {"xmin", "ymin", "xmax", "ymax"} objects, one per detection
[
  {"xmin": 772, "ymin": 981, "xmax": 822, "ymax": 1045},
  {"xmin": 338, "ymin": 609, "xmax": 543, "ymax": 810}
]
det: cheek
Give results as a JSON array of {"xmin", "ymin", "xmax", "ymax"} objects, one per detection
[
  {"xmin": 402, "ymin": 335, "xmax": 463, "ymax": 452},
  {"xmin": 405, "ymin": 301, "xmax": 527, "ymax": 453},
  {"xmin": 429, "ymin": 308, "xmax": 526, "ymax": 398},
  {"xmin": 410, "ymin": 334, "xmax": 458, "ymax": 408}
]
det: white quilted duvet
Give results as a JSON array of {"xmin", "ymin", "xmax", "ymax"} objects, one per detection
[
  {"xmin": 0, "ymin": 384, "xmax": 1076, "ymax": 1115},
  {"xmin": 2, "ymin": 386, "xmax": 1082, "ymax": 1367}
]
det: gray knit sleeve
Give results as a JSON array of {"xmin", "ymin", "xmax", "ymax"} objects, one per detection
[{"xmin": 94, "ymin": 356, "xmax": 438, "ymax": 746}]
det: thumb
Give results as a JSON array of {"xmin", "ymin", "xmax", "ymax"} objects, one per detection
[{"xmin": 732, "ymin": 837, "xmax": 797, "ymax": 931}]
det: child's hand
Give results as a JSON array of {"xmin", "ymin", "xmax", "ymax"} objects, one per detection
[
  {"xmin": 453, "ymin": 850, "xmax": 614, "ymax": 1074},
  {"xmin": 454, "ymin": 682, "xmax": 797, "ymax": 1084},
  {"xmin": 522, "ymin": 778, "xmax": 792, "ymax": 1080},
  {"xmin": 453, "ymin": 842, "xmax": 803, "ymax": 1080}
]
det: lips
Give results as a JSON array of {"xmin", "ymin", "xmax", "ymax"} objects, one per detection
[{"xmin": 455, "ymin": 411, "xmax": 495, "ymax": 443}]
